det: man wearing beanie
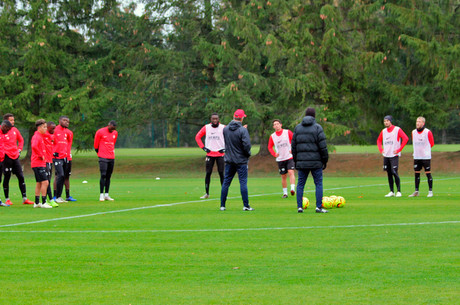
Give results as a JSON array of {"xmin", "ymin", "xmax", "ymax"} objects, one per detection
[
  {"xmin": 409, "ymin": 117, "xmax": 434, "ymax": 197},
  {"xmin": 292, "ymin": 107, "xmax": 329, "ymax": 213},
  {"xmin": 377, "ymin": 115, "xmax": 409, "ymax": 197}
]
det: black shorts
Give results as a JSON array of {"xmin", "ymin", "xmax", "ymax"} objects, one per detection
[
  {"xmin": 277, "ymin": 159, "xmax": 295, "ymax": 175},
  {"xmin": 33, "ymin": 167, "xmax": 48, "ymax": 182},
  {"xmin": 383, "ymin": 156, "xmax": 399, "ymax": 172},
  {"xmin": 3, "ymin": 155, "xmax": 23, "ymax": 176},
  {"xmin": 414, "ymin": 159, "xmax": 431, "ymax": 172},
  {"xmin": 64, "ymin": 160, "xmax": 72, "ymax": 178},
  {"xmin": 205, "ymin": 156, "xmax": 225, "ymax": 173}
]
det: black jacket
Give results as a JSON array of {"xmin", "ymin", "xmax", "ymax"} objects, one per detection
[
  {"xmin": 291, "ymin": 116, "xmax": 328, "ymax": 169},
  {"xmin": 223, "ymin": 120, "xmax": 251, "ymax": 164}
]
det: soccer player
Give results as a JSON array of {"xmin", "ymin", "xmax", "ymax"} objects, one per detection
[
  {"xmin": 268, "ymin": 119, "xmax": 296, "ymax": 198},
  {"xmin": 409, "ymin": 117, "xmax": 434, "ymax": 197},
  {"xmin": 94, "ymin": 121, "xmax": 118, "ymax": 202},
  {"xmin": 220, "ymin": 109, "xmax": 253, "ymax": 211},
  {"xmin": 53, "ymin": 116, "xmax": 71, "ymax": 203},
  {"xmin": 195, "ymin": 113, "xmax": 225, "ymax": 199},
  {"xmin": 44, "ymin": 121, "xmax": 58, "ymax": 207},
  {"xmin": 292, "ymin": 108, "xmax": 329, "ymax": 213},
  {"xmin": 2, "ymin": 114, "xmax": 34, "ymax": 205},
  {"xmin": 377, "ymin": 115, "xmax": 409, "ymax": 197},
  {"xmin": 31, "ymin": 119, "xmax": 52, "ymax": 208},
  {"xmin": 63, "ymin": 120, "xmax": 76, "ymax": 201}
]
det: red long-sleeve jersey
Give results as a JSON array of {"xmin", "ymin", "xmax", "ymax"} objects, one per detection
[
  {"xmin": 195, "ymin": 125, "xmax": 225, "ymax": 157},
  {"xmin": 3, "ymin": 127, "xmax": 24, "ymax": 159},
  {"xmin": 0, "ymin": 133, "xmax": 5, "ymax": 162},
  {"xmin": 268, "ymin": 129, "xmax": 293, "ymax": 158},
  {"xmin": 43, "ymin": 131, "xmax": 54, "ymax": 163},
  {"xmin": 53, "ymin": 125, "xmax": 70, "ymax": 159},
  {"xmin": 31, "ymin": 131, "xmax": 46, "ymax": 168},
  {"xmin": 377, "ymin": 125, "xmax": 409, "ymax": 154},
  {"xmin": 94, "ymin": 127, "xmax": 118, "ymax": 159},
  {"xmin": 66, "ymin": 128, "xmax": 74, "ymax": 160}
]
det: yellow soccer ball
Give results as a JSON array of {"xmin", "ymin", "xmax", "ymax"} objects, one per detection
[
  {"xmin": 322, "ymin": 197, "xmax": 333, "ymax": 209},
  {"xmin": 302, "ymin": 197, "xmax": 310, "ymax": 209},
  {"xmin": 329, "ymin": 195, "xmax": 338, "ymax": 208},
  {"xmin": 336, "ymin": 196, "xmax": 346, "ymax": 208}
]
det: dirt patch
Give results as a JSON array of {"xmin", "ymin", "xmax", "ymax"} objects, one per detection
[{"xmin": 249, "ymin": 152, "xmax": 460, "ymax": 176}]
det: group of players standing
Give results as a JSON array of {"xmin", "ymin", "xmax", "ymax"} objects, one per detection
[
  {"xmin": 0, "ymin": 115, "xmax": 119, "ymax": 209},
  {"xmin": 196, "ymin": 109, "xmax": 435, "ymax": 213}
]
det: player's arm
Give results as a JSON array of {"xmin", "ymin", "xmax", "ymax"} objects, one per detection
[
  {"xmin": 428, "ymin": 130, "xmax": 434, "ymax": 147},
  {"xmin": 267, "ymin": 136, "xmax": 277, "ymax": 157},
  {"xmin": 377, "ymin": 131, "xmax": 384, "ymax": 154},
  {"xmin": 17, "ymin": 128, "xmax": 24, "ymax": 151},
  {"xmin": 94, "ymin": 130, "xmax": 101, "ymax": 152},
  {"xmin": 195, "ymin": 126, "xmax": 206, "ymax": 149},
  {"xmin": 395, "ymin": 129, "xmax": 409, "ymax": 153}
]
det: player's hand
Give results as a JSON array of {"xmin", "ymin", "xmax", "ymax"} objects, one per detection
[
  {"xmin": 275, "ymin": 153, "xmax": 279, "ymax": 158},
  {"xmin": 218, "ymin": 149, "xmax": 225, "ymax": 153},
  {"xmin": 322, "ymin": 163, "xmax": 327, "ymax": 170},
  {"xmin": 53, "ymin": 152, "xmax": 59, "ymax": 158},
  {"xmin": 95, "ymin": 148, "xmax": 99, "ymax": 153},
  {"xmin": 243, "ymin": 124, "xmax": 248, "ymax": 129},
  {"xmin": 203, "ymin": 147, "xmax": 211, "ymax": 153}
]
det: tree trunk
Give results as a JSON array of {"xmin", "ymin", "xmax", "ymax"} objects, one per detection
[{"xmin": 257, "ymin": 119, "xmax": 270, "ymax": 156}]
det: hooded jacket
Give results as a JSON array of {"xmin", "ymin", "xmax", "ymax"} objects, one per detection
[
  {"xmin": 291, "ymin": 116, "xmax": 328, "ymax": 169},
  {"xmin": 223, "ymin": 120, "xmax": 251, "ymax": 165}
]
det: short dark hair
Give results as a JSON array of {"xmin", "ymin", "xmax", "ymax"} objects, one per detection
[
  {"xmin": 59, "ymin": 115, "xmax": 69, "ymax": 120},
  {"xmin": 35, "ymin": 119, "xmax": 46, "ymax": 128},
  {"xmin": 305, "ymin": 107, "xmax": 316, "ymax": 118},
  {"xmin": 1, "ymin": 120, "xmax": 12, "ymax": 127},
  {"xmin": 108, "ymin": 120, "xmax": 117, "ymax": 126},
  {"xmin": 3, "ymin": 113, "xmax": 13, "ymax": 120},
  {"xmin": 210, "ymin": 112, "xmax": 219, "ymax": 118},
  {"xmin": 272, "ymin": 119, "xmax": 281, "ymax": 125},
  {"xmin": 47, "ymin": 121, "xmax": 56, "ymax": 126}
]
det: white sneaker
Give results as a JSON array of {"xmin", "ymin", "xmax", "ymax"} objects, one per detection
[
  {"xmin": 41, "ymin": 203, "xmax": 53, "ymax": 208},
  {"xmin": 55, "ymin": 197, "xmax": 67, "ymax": 203},
  {"xmin": 385, "ymin": 192, "xmax": 395, "ymax": 197},
  {"xmin": 200, "ymin": 194, "xmax": 209, "ymax": 199},
  {"xmin": 408, "ymin": 191, "xmax": 419, "ymax": 197},
  {"xmin": 99, "ymin": 194, "xmax": 105, "ymax": 202},
  {"xmin": 395, "ymin": 192, "xmax": 402, "ymax": 197},
  {"xmin": 427, "ymin": 191, "xmax": 433, "ymax": 197},
  {"xmin": 34, "ymin": 203, "xmax": 41, "ymax": 208},
  {"xmin": 220, "ymin": 206, "xmax": 226, "ymax": 211},
  {"xmin": 104, "ymin": 195, "xmax": 114, "ymax": 201}
]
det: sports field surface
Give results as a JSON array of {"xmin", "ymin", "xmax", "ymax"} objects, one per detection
[{"xmin": 1, "ymin": 167, "xmax": 459, "ymax": 304}]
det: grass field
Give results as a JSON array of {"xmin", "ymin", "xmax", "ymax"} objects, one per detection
[{"xmin": 1, "ymin": 169, "xmax": 459, "ymax": 304}]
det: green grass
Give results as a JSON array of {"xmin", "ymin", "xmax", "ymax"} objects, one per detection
[{"xmin": 1, "ymin": 174, "xmax": 459, "ymax": 304}]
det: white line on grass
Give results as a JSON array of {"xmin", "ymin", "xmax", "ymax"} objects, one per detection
[
  {"xmin": 0, "ymin": 177, "xmax": 458, "ymax": 229},
  {"xmin": 0, "ymin": 221, "xmax": 458, "ymax": 233}
]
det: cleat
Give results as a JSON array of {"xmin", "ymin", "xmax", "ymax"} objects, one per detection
[
  {"xmin": 282, "ymin": 194, "xmax": 288, "ymax": 198},
  {"xmin": 66, "ymin": 196, "xmax": 77, "ymax": 202},
  {"xmin": 34, "ymin": 203, "xmax": 41, "ymax": 208},
  {"xmin": 40, "ymin": 203, "xmax": 53, "ymax": 209},
  {"xmin": 23, "ymin": 199, "xmax": 34, "ymax": 205},
  {"xmin": 55, "ymin": 197, "xmax": 67, "ymax": 203},
  {"xmin": 298, "ymin": 208, "xmax": 303, "ymax": 213},
  {"xmin": 104, "ymin": 195, "xmax": 114, "ymax": 201},
  {"xmin": 0, "ymin": 202, "xmax": 10, "ymax": 207},
  {"xmin": 408, "ymin": 191, "xmax": 419, "ymax": 197},
  {"xmin": 316, "ymin": 207, "xmax": 328, "ymax": 213},
  {"xmin": 49, "ymin": 200, "xmax": 59, "ymax": 207},
  {"xmin": 427, "ymin": 191, "xmax": 433, "ymax": 198},
  {"xmin": 243, "ymin": 206, "xmax": 254, "ymax": 211},
  {"xmin": 291, "ymin": 190, "xmax": 295, "ymax": 196},
  {"xmin": 385, "ymin": 192, "xmax": 395, "ymax": 197},
  {"xmin": 220, "ymin": 206, "xmax": 226, "ymax": 211},
  {"xmin": 5, "ymin": 199, "xmax": 13, "ymax": 206},
  {"xmin": 99, "ymin": 194, "xmax": 105, "ymax": 202},
  {"xmin": 395, "ymin": 192, "xmax": 402, "ymax": 197},
  {"xmin": 200, "ymin": 194, "xmax": 209, "ymax": 199}
]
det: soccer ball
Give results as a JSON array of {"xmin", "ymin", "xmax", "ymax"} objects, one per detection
[
  {"xmin": 322, "ymin": 197, "xmax": 333, "ymax": 209},
  {"xmin": 329, "ymin": 195, "xmax": 338, "ymax": 208},
  {"xmin": 336, "ymin": 196, "xmax": 346, "ymax": 208},
  {"xmin": 302, "ymin": 197, "xmax": 309, "ymax": 209}
]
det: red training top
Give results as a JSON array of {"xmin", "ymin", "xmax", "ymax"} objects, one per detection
[
  {"xmin": 43, "ymin": 131, "xmax": 54, "ymax": 163},
  {"xmin": 195, "ymin": 125, "xmax": 225, "ymax": 157},
  {"xmin": 3, "ymin": 127, "xmax": 24, "ymax": 159},
  {"xmin": 53, "ymin": 125, "xmax": 70, "ymax": 159},
  {"xmin": 377, "ymin": 125, "xmax": 409, "ymax": 154},
  {"xmin": 268, "ymin": 129, "xmax": 293, "ymax": 158},
  {"xmin": 0, "ymin": 133, "xmax": 5, "ymax": 162},
  {"xmin": 94, "ymin": 127, "xmax": 118, "ymax": 159},
  {"xmin": 31, "ymin": 131, "xmax": 47, "ymax": 168},
  {"xmin": 66, "ymin": 128, "xmax": 74, "ymax": 161}
]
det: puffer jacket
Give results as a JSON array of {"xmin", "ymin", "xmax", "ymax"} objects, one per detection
[
  {"xmin": 223, "ymin": 120, "xmax": 251, "ymax": 164},
  {"xmin": 291, "ymin": 116, "xmax": 328, "ymax": 169}
]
